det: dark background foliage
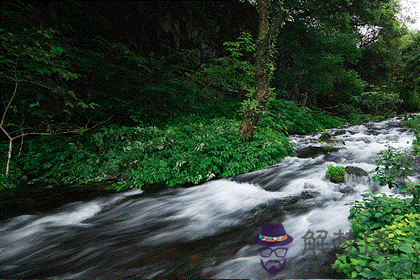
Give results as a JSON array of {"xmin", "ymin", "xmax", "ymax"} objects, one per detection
[{"xmin": 0, "ymin": 0, "xmax": 419, "ymax": 189}]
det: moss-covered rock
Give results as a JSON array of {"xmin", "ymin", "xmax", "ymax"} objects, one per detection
[{"xmin": 326, "ymin": 165, "xmax": 346, "ymax": 183}]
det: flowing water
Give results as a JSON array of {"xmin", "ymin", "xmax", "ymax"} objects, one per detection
[{"xmin": 0, "ymin": 117, "xmax": 418, "ymax": 279}]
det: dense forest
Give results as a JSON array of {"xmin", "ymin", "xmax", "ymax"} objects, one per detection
[
  {"xmin": 1, "ymin": 0, "xmax": 419, "ymax": 191},
  {"xmin": 0, "ymin": 0, "xmax": 418, "ymax": 184},
  {"xmin": 2, "ymin": 0, "xmax": 420, "ymax": 278}
]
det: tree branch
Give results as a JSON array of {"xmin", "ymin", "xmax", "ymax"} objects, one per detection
[
  {"xmin": 1, "ymin": 74, "xmax": 18, "ymax": 131},
  {"xmin": 10, "ymin": 115, "xmax": 114, "ymax": 141}
]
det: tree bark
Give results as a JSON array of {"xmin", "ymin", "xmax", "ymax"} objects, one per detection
[{"xmin": 238, "ymin": 0, "xmax": 287, "ymax": 141}]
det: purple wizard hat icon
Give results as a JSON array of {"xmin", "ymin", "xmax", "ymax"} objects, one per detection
[{"xmin": 253, "ymin": 222, "xmax": 294, "ymax": 247}]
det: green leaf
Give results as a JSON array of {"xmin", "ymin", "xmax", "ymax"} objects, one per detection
[
  {"xmin": 398, "ymin": 243, "xmax": 415, "ymax": 254},
  {"xmin": 29, "ymin": 101, "xmax": 40, "ymax": 108}
]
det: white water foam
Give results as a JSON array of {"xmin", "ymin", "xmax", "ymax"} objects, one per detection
[{"xmin": 140, "ymin": 180, "xmax": 294, "ymax": 244}]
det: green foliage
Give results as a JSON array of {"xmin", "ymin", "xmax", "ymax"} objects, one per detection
[
  {"xmin": 325, "ymin": 165, "xmax": 346, "ymax": 183},
  {"xmin": 334, "ymin": 116, "xmax": 420, "ymax": 278},
  {"xmin": 260, "ymin": 98, "xmax": 346, "ymax": 135},
  {"xmin": 371, "ymin": 145, "xmax": 413, "ymax": 189},
  {"xmin": 0, "ymin": 174, "xmax": 18, "ymax": 190},
  {"xmin": 73, "ymin": 35, "xmax": 247, "ymax": 126},
  {"xmin": 223, "ymin": 32, "xmax": 255, "ymax": 58},
  {"xmin": 273, "ymin": 12, "xmax": 365, "ymax": 110},
  {"xmin": 320, "ymin": 131, "xmax": 332, "ymax": 141},
  {"xmin": 351, "ymin": 87, "xmax": 402, "ymax": 116},
  {"xmin": 320, "ymin": 145, "xmax": 338, "ymax": 152},
  {"xmin": 4, "ymin": 117, "xmax": 294, "ymax": 190},
  {"xmin": 346, "ymin": 191, "xmax": 417, "ymax": 239},
  {"xmin": 403, "ymin": 115, "xmax": 420, "ymax": 153},
  {"xmin": 0, "ymin": 8, "xmax": 86, "ymax": 123},
  {"xmin": 399, "ymin": 31, "xmax": 420, "ymax": 111},
  {"xmin": 334, "ymin": 213, "xmax": 420, "ymax": 278},
  {"xmin": 193, "ymin": 32, "xmax": 257, "ymax": 124},
  {"xmin": 195, "ymin": 54, "xmax": 255, "ymax": 100},
  {"xmin": 0, "ymin": 0, "xmax": 409, "ymax": 192},
  {"xmin": 403, "ymin": 115, "xmax": 420, "ymax": 130}
]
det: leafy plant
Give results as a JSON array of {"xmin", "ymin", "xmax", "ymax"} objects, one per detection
[
  {"xmin": 347, "ymin": 191, "xmax": 417, "ymax": 239},
  {"xmin": 194, "ymin": 32, "xmax": 255, "ymax": 102},
  {"xmin": 333, "ymin": 188, "xmax": 420, "ymax": 278},
  {"xmin": 0, "ymin": 2, "xmax": 101, "ymax": 176},
  {"xmin": 4, "ymin": 117, "xmax": 294, "ymax": 190},
  {"xmin": 320, "ymin": 145, "xmax": 338, "ymax": 152},
  {"xmin": 333, "ymin": 213, "xmax": 420, "ymax": 278},
  {"xmin": 260, "ymin": 98, "xmax": 346, "ymax": 135},
  {"xmin": 399, "ymin": 32, "xmax": 420, "ymax": 111},
  {"xmin": 0, "ymin": 174, "xmax": 18, "ymax": 190},
  {"xmin": 371, "ymin": 144, "xmax": 414, "ymax": 189},
  {"xmin": 326, "ymin": 165, "xmax": 346, "ymax": 183},
  {"xmin": 320, "ymin": 131, "xmax": 332, "ymax": 141},
  {"xmin": 351, "ymin": 88, "xmax": 401, "ymax": 116}
]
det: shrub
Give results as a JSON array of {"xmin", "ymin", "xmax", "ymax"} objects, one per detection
[
  {"xmin": 117, "ymin": 117, "xmax": 294, "ymax": 190},
  {"xmin": 347, "ymin": 191, "xmax": 417, "ymax": 239},
  {"xmin": 371, "ymin": 145, "xmax": 414, "ymax": 189},
  {"xmin": 3, "ymin": 117, "xmax": 294, "ymax": 191},
  {"xmin": 351, "ymin": 88, "xmax": 401, "ymax": 116},
  {"xmin": 0, "ymin": 174, "xmax": 18, "ymax": 190},
  {"xmin": 325, "ymin": 165, "xmax": 346, "ymax": 183},
  {"xmin": 260, "ymin": 98, "xmax": 346, "ymax": 135},
  {"xmin": 333, "ymin": 213, "xmax": 420, "ymax": 278}
]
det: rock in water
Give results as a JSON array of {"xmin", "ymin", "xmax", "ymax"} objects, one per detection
[{"xmin": 345, "ymin": 166, "xmax": 369, "ymax": 177}]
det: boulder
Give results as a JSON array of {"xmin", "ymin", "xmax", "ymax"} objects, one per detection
[
  {"xmin": 300, "ymin": 190, "xmax": 320, "ymax": 199},
  {"xmin": 338, "ymin": 186, "xmax": 354, "ymax": 194},
  {"xmin": 296, "ymin": 145, "xmax": 340, "ymax": 158},
  {"xmin": 345, "ymin": 166, "xmax": 369, "ymax": 177}
]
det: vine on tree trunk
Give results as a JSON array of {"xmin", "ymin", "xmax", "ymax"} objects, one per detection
[{"xmin": 238, "ymin": 0, "xmax": 289, "ymax": 141}]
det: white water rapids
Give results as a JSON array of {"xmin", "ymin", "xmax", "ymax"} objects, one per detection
[{"xmin": 0, "ymin": 117, "xmax": 417, "ymax": 278}]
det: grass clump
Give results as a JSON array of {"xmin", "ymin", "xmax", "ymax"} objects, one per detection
[
  {"xmin": 326, "ymin": 165, "xmax": 346, "ymax": 183},
  {"xmin": 320, "ymin": 131, "xmax": 333, "ymax": 141},
  {"xmin": 320, "ymin": 145, "xmax": 338, "ymax": 152}
]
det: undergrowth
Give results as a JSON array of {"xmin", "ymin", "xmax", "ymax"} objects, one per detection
[
  {"xmin": 0, "ymin": 98, "xmax": 347, "ymax": 191},
  {"xmin": 1, "ymin": 117, "xmax": 294, "ymax": 190},
  {"xmin": 261, "ymin": 99, "xmax": 346, "ymax": 135}
]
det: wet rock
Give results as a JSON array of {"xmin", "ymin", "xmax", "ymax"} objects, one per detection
[
  {"xmin": 338, "ymin": 186, "xmax": 354, "ymax": 194},
  {"xmin": 345, "ymin": 166, "xmax": 369, "ymax": 177},
  {"xmin": 300, "ymin": 190, "xmax": 320, "ymax": 199},
  {"xmin": 296, "ymin": 146, "xmax": 340, "ymax": 158},
  {"xmin": 333, "ymin": 130, "xmax": 346, "ymax": 136},
  {"xmin": 320, "ymin": 132, "xmax": 333, "ymax": 141}
]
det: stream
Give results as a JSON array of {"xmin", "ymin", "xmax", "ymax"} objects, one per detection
[{"xmin": 0, "ymin": 117, "xmax": 418, "ymax": 279}]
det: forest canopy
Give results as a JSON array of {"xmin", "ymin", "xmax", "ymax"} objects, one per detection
[{"xmin": 0, "ymin": 0, "xmax": 419, "ymax": 190}]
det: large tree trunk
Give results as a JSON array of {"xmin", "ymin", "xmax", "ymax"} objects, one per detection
[{"xmin": 238, "ymin": 0, "xmax": 287, "ymax": 141}]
